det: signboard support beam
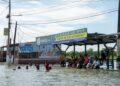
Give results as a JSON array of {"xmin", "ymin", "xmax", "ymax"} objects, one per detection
[
  {"xmin": 103, "ymin": 43, "xmax": 108, "ymax": 50},
  {"xmin": 113, "ymin": 43, "xmax": 117, "ymax": 50},
  {"xmin": 55, "ymin": 44, "xmax": 62, "ymax": 53},
  {"xmin": 97, "ymin": 43, "xmax": 100, "ymax": 58},
  {"xmin": 103, "ymin": 43, "xmax": 110, "ymax": 69},
  {"xmin": 111, "ymin": 43, "xmax": 117, "ymax": 69},
  {"xmin": 73, "ymin": 43, "xmax": 76, "ymax": 58},
  {"xmin": 64, "ymin": 45, "xmax": 70, "ymax": 60},
  {"xmin": 85, "ymin": 44, "xmax": 87, "ymax": 55},
  {"xmin": 65, "ymin": 45, "xmax": 70, "ymax": 52},
  {"xmin": 111, "ymin": 49, "xmax": 114, "ymax": 69}
]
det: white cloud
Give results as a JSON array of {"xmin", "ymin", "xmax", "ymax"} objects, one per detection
[
  {"xmin": 42, "ymin": 7, "xmax": 96, "ymax": 18},
  {"xmin": 28, "ymin": 0, "xmax": 40, "ymax": 4},
  {"xmin": 0, "ymin": 0, "xmax": 109, "ymax": 47},
  {"xmin": 8, "ymin": 0, "xmax": 106, "ymax": 45},
  {"xmin": 12, "ymin": 5, "xmax": 105, "ymax": 25},
  {"xmin": 0, "ymin": 5, "xmax": 8, "ymax": 19},
  {"xmin": 0, "ymin": 29, "xmax": 3, "ymax": 36},
  {"xmin": 17, "ymin": 23, "xmax": 74, "ymax": 37}
]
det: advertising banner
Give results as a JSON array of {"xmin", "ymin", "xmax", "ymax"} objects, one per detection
[
  {"xmin": 36, "ymin": 28, "xmax": 87, "ymax": 45},
  {"xmin": 19, "ymin": 42, "xmax": 38, "ymax": 53},
  {"xmin": 55, "ymin": 28, "xmax": 87, "ymax": 41},
  {"xmin": 38, "ymin": 44, "xmax": 61, "ymax": 60}
]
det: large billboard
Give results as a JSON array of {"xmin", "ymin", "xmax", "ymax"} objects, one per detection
[
  {"xmin": 19, "ymin": 42, "xmax": 38, "ymax": 53},
  {"xmin": 55, "ymin": 28, "xmax": 87, "ymax": 41},
  {"xmin": 38, "ymin": 44, "xmax": 61, "ymax": 60},
  {"xmin": 36, "ymin": 28, "xmax": 87, "ymax": 45}
]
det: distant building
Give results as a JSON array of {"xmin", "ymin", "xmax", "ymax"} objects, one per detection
[{"xmin": 17, "ymin": 42, "xmax": 39, "ymax": 64}]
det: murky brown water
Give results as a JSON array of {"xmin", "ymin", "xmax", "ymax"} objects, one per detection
[{"xmin": 0, "ymin": 63, "xmax": 120, "ymax": 86}]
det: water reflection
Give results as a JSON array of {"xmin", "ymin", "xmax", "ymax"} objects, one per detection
[{"xmin": 0, "ymin": 64, "xmax": 120, "ymax": 86}]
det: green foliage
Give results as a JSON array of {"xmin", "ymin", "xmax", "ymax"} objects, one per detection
[
  {"xmin": 66, "ymin": 47, "xmax": 117, "ymax": 59},
  {"xmin": 66, "ymin": 51, "xmax": 80, "ymax": 59},
  {"xmin": 116, "ymin": 57, "xmax": 120, "ymax": 61},
  {"xmin": 87, "ymin": 48, "xmax": 93, "ymax": 56}
]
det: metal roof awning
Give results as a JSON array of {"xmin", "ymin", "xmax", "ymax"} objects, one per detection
[{"xmin": 61, "ymin": 33, "xmax": 117, "ymax": 46}]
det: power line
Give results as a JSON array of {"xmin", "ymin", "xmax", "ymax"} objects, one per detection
[
  {"xmin": 17, "ymin": 9, "xmax": 118, "ymax": 25},
  {"xmin": 11, "ymin": 0, "xmax": 96, "ymax": 3},
  {"xmin": 0, "ymin": 5, "xmax": 9, "ymax": 16},
  {"xmin": 17, "ymin": 30, "xmax": 28, "ymax": 43},
  {"xmin": 18, "ymin": 25, "xmax": 50, "ymax": 34},
  {"xmin": 19, "ymin": 25, "xmax": 48, "ymax": 34},
  {"xmin": 1, "ymin": 0, "xmax": 8, "ymax": 3},
  {"xmin": 12, "ymin": 1, "xmax": 87, "ymax": 15},
  {"xmin": 16, "ymin": 27, "xmax": 35, "ymax": 43},
  {"xmin": 18, "ymin": 26, "xmax": 37, "ymax": 38},
  {"xmin": 11, "ymin": 0, "xmax": 118, "ymax": 3},
  {"xmin": 11, "ymin": 0, "xmax": 41, "ymax": 3},
  {"xmin": 12, "ymin": 0, "xmax": 116, "ymax": 15},
  {"xmin": 16, "ymin": 27, "xmax": 26, "ymax": 43},
  {"xmin": 0, "ymin": 35, "xmax": 7, "ymax": 46}
]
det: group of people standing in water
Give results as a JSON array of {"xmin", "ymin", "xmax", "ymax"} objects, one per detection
[
  {"xmin": 61, "ymin": 54, "xmax": 100, "ymax": 69},
  {"xmin": 15, "ymin": 50, "xmax": 109, "ymax": 71},
  {"xmin": 16, "ymin": 60, "xmax": 51, "ymax": 72},
  {"xmin": 61, "ymin": 50, "xmax": 109, "ymax": 69}
]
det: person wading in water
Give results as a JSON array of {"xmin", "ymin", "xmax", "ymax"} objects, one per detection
[{"xmin": 45, "ymin": 60, "xmax": 51, "ymax": 72}]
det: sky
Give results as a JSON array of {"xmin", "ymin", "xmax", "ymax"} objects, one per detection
[{"xmin": 0, "ymin": 0, "xmax": 119, "ymax": 51}]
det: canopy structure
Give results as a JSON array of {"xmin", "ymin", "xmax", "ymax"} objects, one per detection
[
  {"xmin": 55, "ymin": 33, "xmax": 117, "ymax": 70},
  {"xmin": 62, "ymin": 33, "xmax": 117, "ymax": 45},
  {"xmin": 36, "ymin": 28, "xmax": 116, "ymax": 46},
  {"xmin": 54, "ymin": 33, "xmax": 117, "ymax": 56},
  {"xmin": 36, "ymin": 28, "xmax": 117, "ymax": 69}
]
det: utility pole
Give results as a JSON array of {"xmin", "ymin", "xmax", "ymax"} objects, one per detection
[
  {"xmin": 6, "ymin": 0, "xmax": 11, "ymax": 64},
  {"xmin": 12, "ymin": 21, "xmax": 17, "ymax": 64},
  {"xmin": 118, "ymin": 0, "xmax": 120, "ymax": 33},
  {"xmin": 117, "ymin": 0, "xmax": 120, "ymax": 69}
]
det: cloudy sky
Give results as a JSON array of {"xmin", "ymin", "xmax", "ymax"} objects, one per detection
[{"xmin": 0, "ymin": 0, "xmax": 118, "ymax": 48}]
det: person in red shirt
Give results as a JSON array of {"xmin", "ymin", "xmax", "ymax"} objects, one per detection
[
  {"xmin": 45, "ymin": 60, "xmax": 49, "ymax": 72},
  {"xmin": 84, "ymin": 54, "xmax": 89, "ymax": 68}
]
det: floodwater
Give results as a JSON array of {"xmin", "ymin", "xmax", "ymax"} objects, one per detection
[{"xmin": 0, "ymin": 63, "xmax": 120, "ymax": 86}]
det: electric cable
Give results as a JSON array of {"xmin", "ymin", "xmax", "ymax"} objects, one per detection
[{"xmin": 17, "ymin": 9, "xmax": 118, "ymax": 25}]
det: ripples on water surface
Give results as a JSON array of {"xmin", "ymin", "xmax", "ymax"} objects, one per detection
[{"xmin": 0, "ymin": 64, "xmax": 120, "ymax": 86}]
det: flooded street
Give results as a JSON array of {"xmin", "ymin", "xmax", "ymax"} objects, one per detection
[{"xmin": 0, "ymin": 63, "xmax": 120, "ymax": 86}]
